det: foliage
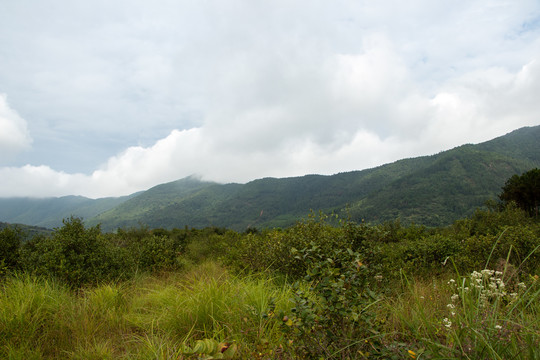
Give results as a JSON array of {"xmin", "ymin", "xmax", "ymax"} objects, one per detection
[
  {"xmin": 0, "ymin": 202, "xmax": 539, "ymax": 358},
  {"xmin": 280, "ymin": 244, "xmax": 382, "ymax": 358},
  {"xmin": 499, "ymin": 168, "xmax": 540, "ymax": 217},
  {"xmin": 20, "ymin": 216, "xmax": 131, "ymax": 287},
  {"xmin": 112, "ymin": 226, "xmax": 185, "ymax": 272},
  {"xmin": 436, "ymin": 269, "xmax": 540, "ymax": 359},
  {"xmin": 0, "ymin": 226, "xmax": 22, "ymax": 275},
  {"xmin": 180, "ymin": 338, "xmax": 237, "ymax": 359}
]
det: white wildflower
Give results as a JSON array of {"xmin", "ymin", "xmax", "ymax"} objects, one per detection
[
  {"xmin": 443, "ymin": 318, "xmax": 452, "ymax": 329},
  {"xmin": 481, "ymin": 269, "xmax": 494, "ymax": 277}
]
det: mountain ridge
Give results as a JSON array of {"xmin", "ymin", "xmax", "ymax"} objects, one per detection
[
  {"xmin": 88, "ymin": 125, "xmax": 540, "ymax": 230},
  {"xmin": 1, "ymin": 125, "xmax": 539, "ymax": 230}
]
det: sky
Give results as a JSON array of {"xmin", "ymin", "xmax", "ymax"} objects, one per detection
[{"xmin": 1, "ymin": 0, "xmax": 539, "ymax": 198}]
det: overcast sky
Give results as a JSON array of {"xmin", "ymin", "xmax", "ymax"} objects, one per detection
[{"xmin": 1, "ymin": 0, "xmax": 539, "ymax": 198}]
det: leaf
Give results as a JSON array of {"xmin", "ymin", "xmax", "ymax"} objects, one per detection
[{"xmin": 222, "ymin": 343, "xmax": 237, "ymax": 359}]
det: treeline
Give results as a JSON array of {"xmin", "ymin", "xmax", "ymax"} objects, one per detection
[
  {"xmin": 0, "ymin": 218, "xmax": 226, "ymax": 287},
  {"xmin": 1, "ymin": 204, "xmax": 539, "ymax": 289}
]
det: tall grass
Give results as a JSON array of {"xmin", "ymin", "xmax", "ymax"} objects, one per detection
[
  {"xmin": 0, "ymin": 262, "xmax": 294, "ymax": 359},
  {"xmin": 384, "ymin": 268, "xmax": 540, "ymax": 359},
  {"xmin": 126, "ymin": 261, "xmax": 294, "ymax": 357},
  {"xmin": 1, "ymin": 266, "xmax": 538, "ymax": 359},
  {"xmin": 0, "ymin": 246, "xmax": 538, "ymax": 358},
  {"xmin": 0, "ymin": 274, "xmax": 75, "ymax": 358}
]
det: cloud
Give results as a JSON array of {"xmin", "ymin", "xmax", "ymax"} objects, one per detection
[
  {"xmin": 0, "ymin": 1, "xmax": 539, "ymax": 198},
  {"xmin": 0, "ymin": 165, "xmax": 86, "ymax": 198},
  {"xmin": 1, "ymin": 55, "xmax": 538, "ymax": 199},
  {"xmin": 423, "ymin": 59, "xmax": 540, "ymax": 149},
  {"xmin": 0, "ymin": 94, "xmax": 32, "ymax": 160}
]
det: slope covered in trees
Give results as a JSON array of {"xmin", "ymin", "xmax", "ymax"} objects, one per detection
[
  {"xmin": 1, "ymin": 126, "xmax": 539, "ymax": 231},
  {"xmin": 0, "ymin": 194, "xmax": 138, "ymax": 229},
  {"xmin": 89, "ymin": 126, "xmax": 540, "ymax": 230}
]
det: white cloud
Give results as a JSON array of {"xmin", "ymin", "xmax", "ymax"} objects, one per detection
[
  {"xmin": 423, "ymin": 60, "xmax": 540, "ymax": 149},
  {"xmin": 0, "ymin": 1, "xmax": 539, "ymax": 198},
  {"xmin": 0, "ymin": 165, "xmax": 84, "ymax": 198},
  {"xmin": 1, "ymin": 54, "xmax": 537, "ymax": 199},
  {"xmin": 0, "ymin": 94, "xmax": 32, "ymax": 160}
]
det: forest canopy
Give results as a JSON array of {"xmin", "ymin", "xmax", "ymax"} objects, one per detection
[{"xmin": 500, "ymin": 168, "xmax": 540, "ymax": 217}]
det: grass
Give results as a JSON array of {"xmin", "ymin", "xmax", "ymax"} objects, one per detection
[
  {"xmin": 383, "ymin": 270, "xmax": 540, "ymax": 359},
  {"xmin": 0, "ymin": 262, "xmax": 295, "ymax": 359},
  {"xmin": 0, "ymin": 274, "xmax": 75, "ymax": 358},
  {"xmin": 0, "ymin": 261, "xmax": 538, "ymax": 359}
]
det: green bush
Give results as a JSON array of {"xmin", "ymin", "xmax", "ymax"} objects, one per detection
[
  {"xmin": 130, "ymin": 234, "xmax": 180, "ymax": 271},
  {"xmin": 459, "ymin": 225, "xmax": 540, "ymax": 274},
  {"xmin": 277, "ymin": 243, "xmax": 382, "ymax": 358},
  {"xmin": 224, "ymin": 213, "xmax": 350, "ymax": 278},
  {"xmin": 0, "ymin": 226, "xmax": 22, "ymax": 275},
  {"xmin": 184, "ymin": 229, "xmax": 239, "ymax": 264},
  {"xmin": 20, "ymin": 217, "xmax": 131, "ymax": 287},
  {"xmin": 401, "ymin": 234, "xmax": 460, "ymax": 276}
]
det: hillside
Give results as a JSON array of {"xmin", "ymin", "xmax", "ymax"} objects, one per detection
[
  {"xmin": 87, "ymin": 126, "xmax": 540, "ymax": 230},
  {"xmin": 0, "ymin": 221, "xmax": 53, "ymax": 240},
  {"xmin": 349, "ymin": 144, "xmax": 537, "ymax": 225},
  {"xmin": 1, "ymin": 126, "xmax": 538, "ymax": 231},
  {"xmin": 0, "ymin": 194, "xmax": 137, "ymax": 229}
]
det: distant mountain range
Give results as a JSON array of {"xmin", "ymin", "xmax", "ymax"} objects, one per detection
[
  {"xmin": 1, "ymin": 125, "xmax": 539, "ymax": 231},
  {"xmin": 0, "ymin": 194, "xmax": 137, "ymax": 230}
]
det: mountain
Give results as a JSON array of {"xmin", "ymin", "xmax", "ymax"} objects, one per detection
[
  {"xmin": 0, "ymin": 194, "xmax": 137, "ymax": 229},
  {"xmin": 1, "ymin": 126, "xmax": 539, "ymax": 231},
  {"xmin": 87, "ymin": 126, "xmax": 540, "ymax": 230},
  {"xmin": 0, "ymin": 222, "xmax": 53, "ymax": 240}
]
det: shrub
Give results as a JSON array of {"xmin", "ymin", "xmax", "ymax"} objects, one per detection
[
  {"xmin": 458, "ymin": 226, "xmax": 540, "ymax": 274},
  {"xmin": 0, "ymin": 226, "xmax": 23, "ymax": 275},
  {"xmin": 20, "ymin": 217, "xmax": 131, "ymax": 287},
  {"xmin": 276, "ymin": 243, "xmax": 382, "ymax": 358},
  {"xmin": 130, "ymin": 234, "xmax": 180, "ymax": 271}
]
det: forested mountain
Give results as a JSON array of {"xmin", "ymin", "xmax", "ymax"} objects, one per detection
[
  {"xmin": 0, "ymin": 194, "xmax": 137, "ymax": 229},
  {"xmin": 1, "ymin": 126, "xmax": 539, "ymax": 231},
  {"xmin": 0, "ymin": 221, "xmax": 53, "ymax": 239},
  {"xmin": 88, "ymin": 125, "xmax": 540, "ymax": 230}
]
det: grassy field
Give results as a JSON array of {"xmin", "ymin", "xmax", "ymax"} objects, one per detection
[
  {"xmin": 1, "ymin": 261, "xmax": 539, "ymax": 359},
  {"xmin": 1, "ymin": 207, "xmax": 539, "ymax": 359}
]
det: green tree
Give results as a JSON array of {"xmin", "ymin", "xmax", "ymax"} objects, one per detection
[
  {"xmin": 21, "ymin": 216, "xmax": 130, "ymax": 287},
  {"xmin": 499, "ymin": 168, "xmax": 540, "ymax": 218},
  {"xmin": 0, "ymin": 226, "xmax": 22, "ymax": 274}
]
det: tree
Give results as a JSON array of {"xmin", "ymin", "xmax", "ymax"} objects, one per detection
[
  {"xmin": 21, "ymin": 216, "xmax": 130, "ymax": 287},
  {"xmin": 499, "ymin": 168, "xmax": 540, "ymax": 218},
  {"xmin": 0, "ymin": 226, "xmax": 22, "ymax": 274}
]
